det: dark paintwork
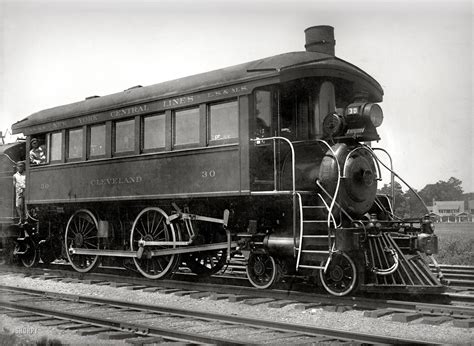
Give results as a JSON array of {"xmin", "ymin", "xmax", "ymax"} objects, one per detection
[
  {"xmin": 27, "ymin": 145, "xmax": 240, "ymax": 204},
  {"xmin": 12, "ymin": 52, "xmax": 383, "ymax": 135},
  {"xmin": 0, "ymin": 142, "xmax": 25, "ymax": 223}
]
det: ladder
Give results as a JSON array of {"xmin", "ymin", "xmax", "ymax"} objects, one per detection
[{"xmin": 295, "ymin": 192, "xmax": 335, "ymax": 271}]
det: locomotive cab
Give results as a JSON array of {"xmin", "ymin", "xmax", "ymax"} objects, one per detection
[{"xmin": 250, "ymin": 77, "xmax": 383, "ymax": 204}]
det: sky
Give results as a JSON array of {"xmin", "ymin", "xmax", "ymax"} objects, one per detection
[{"xmin": 0, "ymin": 0, "xmax": 472, "ymax": 192}]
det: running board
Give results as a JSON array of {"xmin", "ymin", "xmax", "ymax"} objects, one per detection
[{"xmin": 69, "ymin": 242, "xmax": 238, "ymax": 259}]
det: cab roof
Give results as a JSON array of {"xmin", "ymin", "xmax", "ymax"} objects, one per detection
[{"xmin": 12, "ymin": 51, "xmax": 383, "ymax": 134}]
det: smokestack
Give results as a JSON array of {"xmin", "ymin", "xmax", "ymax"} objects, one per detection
[{"xmin": 304, "ymin": 25, "xmax": 335, "ymax": 56}]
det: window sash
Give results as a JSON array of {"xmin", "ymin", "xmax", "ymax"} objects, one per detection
[
  {"xmin": 68, "ymin": 128, "xmax": 83, "ymax": 160},
  {"xmin": 208, "ymin": 101, "xmax": 238, "ymax": 143},
  {"xmin": 89, "ymin": 124, "xmax": 106, "ymax": 157},
  {"xmin": 50, "ymin": 132, "xmax": 63, "ymax": 162},
  {"xmin": 174, "ymin": 108, "xmax": 200, "ymax": 146},
  {"xmin": 114, "ymin": 119, "xmax": 135, "ymax": 153},
  {"xmin": 143, "ymin": 114, "xmax": 166, "ymax": 150}
]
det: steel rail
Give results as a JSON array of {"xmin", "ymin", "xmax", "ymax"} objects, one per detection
[
  {"xmin": 1, "ymin": 263, "xmax": 473, "ymax": 311},
  {"xmin": 0, "ymin": 284, "xmax": 431, "ymax": 345},
  {"xmin": 0, "ymin": 292, "xmax": 240, "ymax": 345}
]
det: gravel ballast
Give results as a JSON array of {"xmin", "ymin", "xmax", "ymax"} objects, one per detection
[{"xmin": 0, "ymin": 273, "xmax": 472, "ymax": 344}]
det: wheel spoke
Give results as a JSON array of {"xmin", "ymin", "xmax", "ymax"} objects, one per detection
[
  {"xmin": 82, "ymin": 235, "xmax": 98, "ymax": 240},
  {"xmin": 154, "ymin": 216, "xmax": 164, "ymax": 235},
  {"xmin": 82, "ymin": 224, "xmax": 95, "ymax": 237},
  {"xmin": 135, "ymin": 227, "xmax": 146, "ymax": 239},
  {"xmin": 150, "ymin": 212, "xmax": 157, "ymax": 236},
  {"xmin": 155, "ymin": 227, "xmax": 165, "ymax": 239},
  {"xmin": 83, "ymin": 241, "xmax": 97, "ymax": 248}
]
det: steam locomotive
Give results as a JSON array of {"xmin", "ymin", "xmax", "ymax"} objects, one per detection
[{"xmin": 0, "ymin": 26, "xmax": 443, "ymax": 296}]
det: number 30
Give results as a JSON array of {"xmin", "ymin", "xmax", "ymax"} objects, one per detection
[{"xmin": 201, "ymin": 170, "xmax": 216, "ymax": 178}]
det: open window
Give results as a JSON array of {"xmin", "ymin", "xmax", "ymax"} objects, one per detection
[
  {"xmin": 254, "ymin": 90, "xmax": 273, "ymax": 139},
  {"xmin": 29, "ymin": 134, "xmax": 48, "ymax": 165},
  {"xmin": 278, "ymin": 79, "xmax": 337, "ymax": 141}
]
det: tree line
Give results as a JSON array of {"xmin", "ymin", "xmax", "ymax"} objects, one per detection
[{"xmin": 377, "ymin": 177, "xmax": 469, "ymax": 218}]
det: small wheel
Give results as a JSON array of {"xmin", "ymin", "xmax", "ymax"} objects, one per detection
[
  {"xmin": 246, "ymin": 252, "xmax": 280, "ymax": 289},
  {"xmin": 319, "ymin": 252, "xmax": 357, "ymax": 296},
  {"xmin": 40, "ymin": 239, "xmax": 62, "ymax": 264},
  {"xmin": 20, "ymin": 239, "xmax": 38, "ymax": 268},
  {"xmin": 130, "ymin": 207, "xmax": 179, "ymax": 279},
  {"xmin": 186, "ymin": 249, "xmax": 227, "ymax": 277},
  {"xmin": 65, "ymin": 209, "xmax": 100, "ymax": 273}
]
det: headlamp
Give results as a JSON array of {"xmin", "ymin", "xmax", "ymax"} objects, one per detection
[
  {"xmin": 346, "ymin": 102, "xmax": 383, "ymax": 128},
  {"xmin": 363, "ymin": 103, "xmax": 384, "ymax": 127}
]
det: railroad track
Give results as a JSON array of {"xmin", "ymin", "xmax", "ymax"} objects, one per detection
[
  {"xmin": 0, "ymin": 285, "xmax": 434, "ymax": 345},
  {"xmin": 1, "ymin": 264, "xmax": 473, "ymax": 321},
  {"xmin": 430, "ymin": 264, "xmax": 474, "ymax": 289}
]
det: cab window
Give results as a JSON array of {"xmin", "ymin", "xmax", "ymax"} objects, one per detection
[
  {"xmin": 114, "ymin": 119, "xmax": 135, "ymax": 153},
  {"xmin": 29, "ymin": 134, "xmax": 47, "ymax": 165},
  {"xmin": 278, "ymin": 79, "xmax": 336, "ymax": 140},
  {"xmin": 89, "ymin": 124, "xmax": 106, "ymax": 157},
  {"xmin": 315, "ymin": 81, "xmax": 336, "ymax": 134},
  {"xmin": 208, "ymin": 100, "xmax": 238, "ymax": 144},
  {"xmin": 174, "ymin": 107, "xmax": 200, "ymax": 147},
  {"xmin": 50, "ymin": 132, "xmax": 63, "ymax": 162},
  {"xmin": 143, "ymin": 113, "xmax": 165, "ymax": 150},
  {"xmin": 67, "ymin": 128, "xmax": 83, "ymax": 160},
  {"xmin": 254, "ymin": 90, "xmax": 272, "ymax": 138}
]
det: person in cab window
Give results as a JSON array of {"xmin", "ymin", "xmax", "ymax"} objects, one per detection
[
  {"xmin": 13, "ymin": 161, "xmax": 26, "ymax": 225},
  {"xmin": 29, "ymin": 138, "xmax": 46, "ymax": 164}
]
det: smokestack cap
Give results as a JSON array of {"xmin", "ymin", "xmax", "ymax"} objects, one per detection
[{"xmin": 304, "ymin": 25, "xmax": 335, "ymax": 56}]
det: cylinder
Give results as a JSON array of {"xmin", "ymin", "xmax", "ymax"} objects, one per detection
[
  {"xmin": 263, "ymin": 235, "xmax": 297, "ymax": 257},
  {"xmin": 304, "ymin": 25, "xmax": 335, "ymax": 56}
]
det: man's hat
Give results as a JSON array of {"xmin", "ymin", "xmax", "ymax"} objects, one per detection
[
  {"xmin": 30, "ymin": 138, "xmax": 39, "ymax": 144},
  {"xmin": 16, "ymin": 161, "xmax": 25, "ymax": 167}
]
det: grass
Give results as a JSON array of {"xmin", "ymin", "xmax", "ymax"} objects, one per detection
[{"xmin": 434, "ymin": 223, "xmax": 474, "ymax": 265}]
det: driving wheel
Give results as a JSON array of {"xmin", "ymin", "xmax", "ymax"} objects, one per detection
[
  {"xmin": 186, "ymin": 249, "xmax": 227, "ymax": 277},
  {"xmin": 130, "ymin": 207, "xmax": 179, "ymax": 279},
  {"xmin": 185, "ymin": 227, "xmax": 227, "ymax": 277},
  {"xmin": 65, "ymin": 209, "xmax": 100, "ymax": 273}
]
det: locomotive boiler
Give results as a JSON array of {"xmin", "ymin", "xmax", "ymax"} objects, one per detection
[{"xmin": 3, "ymin": 25, "xmax": 443, "ymax": 296}]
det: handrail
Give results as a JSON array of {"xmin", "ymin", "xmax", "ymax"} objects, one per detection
[
  {"xmin": 368, "ymin": 147, "xmax": 394, "ymax": 206},
  {"xmin": 367, "ymin": 145, "xmax": 429, "ymax": 214},
  {"xmin": 315, "ymin": 140, "xmax": 341, "ymax": 229},
  {"xmin": 295, "ymin": 192, "xmax": 304, "ymax": 267}
]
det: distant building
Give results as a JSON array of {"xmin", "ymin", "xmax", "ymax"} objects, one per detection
[
  {"xmin": 428, "ymin": 200, "xmax": 472, "ymax": 222},
  {"xmin": 469, "ymin": 200, "xmax": 474, "ymax": 215}
]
